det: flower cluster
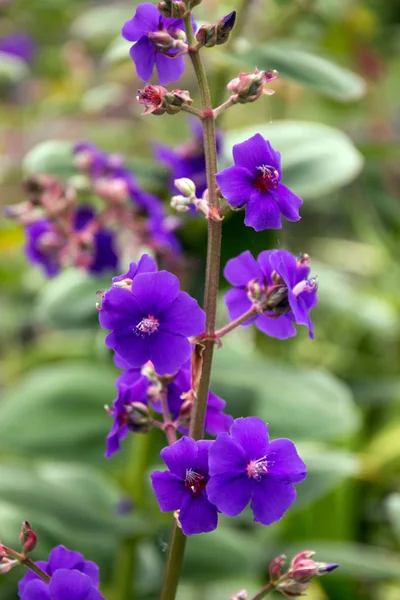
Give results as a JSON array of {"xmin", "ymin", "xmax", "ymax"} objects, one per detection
[
  {"xmin": 151, "ymin": 417, "xmax": 306, "ymax": 535},
  {"xmin": 18, "ymin": 545, "xmax": 104, "ymax": 600}
]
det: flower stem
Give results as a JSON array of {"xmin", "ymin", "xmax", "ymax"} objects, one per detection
[
  {"xmin": 180, "ymin": 104, "xmax": 203, "ymax": 118},
  {"xmin": 215, "ymin": 305, "xmax": 259, "ymax": 339},
  {"xmin": 213, "ymin": 96, "xmax": 237, "ymax": 119},
  {"xmin": 159, "ymin": 12, "xmax": 223, "ymax": 600},
  {"xmin": 160, "ymin": 387, "xmax": 177, "ymax": 445},
  {"xmin": 114, "ymin": 432, "xmax": 151, "ymax": 600},
  {"xmin": 3, "ymin": 547, "xmax": 50, "ymax": 583},
  {"xmin": 250, "ymin": 582, "xmax": 275, "ymax": 600}
]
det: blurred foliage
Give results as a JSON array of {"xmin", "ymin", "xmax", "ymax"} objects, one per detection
[{"xmin": 0, "ymin": 0, "xmax": 400, "ymax": 599}]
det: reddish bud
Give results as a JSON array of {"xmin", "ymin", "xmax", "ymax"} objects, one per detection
[
  {"xmin": 0, "ymin": 558, "xmax": 19, "ymax": 574},
  {"xmin": 19, "ymin": 521, "xmax": 37, "ymax": 554},
  {"xmin": 269, "ymin": 553, "xmax": 287, "ymax": 581},
  {"xmin": 148, "ymin": 30, "xmax": 176, "ymax": 52},
  {"xmin": 230, "ymin": 590, "xmax": 248, "ymax": 600},
  {"xmin": 228, "ymin": 69, "xmax": 279, "ymax": 103},
  {"xmin": 158, "ymin": 0, "xmax": 186, "ymax": 18}
]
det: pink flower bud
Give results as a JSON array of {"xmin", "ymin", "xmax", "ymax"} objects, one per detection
[
  {"xmin": 137, "ymin": 84, "xmax": 169, "ymax": 115},
  {"xmin": 230, "ymin": 590, "xmax": 248, "ymax": 600},
  {"xmin": 148, "ymin": 30, "xmax": 176, "ymax": 52},
  {"xmin": 174, "ymin": 178, "xmax": 196, "ymax": 198},
  {"xmin": 269, "ymin": 554, "xmax": 287, "ymax": 581},
  {"xmin": 277, "ymin": 579, "xmax": 309, "ymax": 598},
  {"xmin": 19, "ymin": 521, "xmax": 37, "ymax": 554},
  {"xmin": 227, "ymin": 69, "xmax": 279, "ymax": 103},
  {"xmin": 0, "ymin": 558, "xmax": 19, "ymax": 574}
]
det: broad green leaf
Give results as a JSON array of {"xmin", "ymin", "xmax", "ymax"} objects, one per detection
[
  {"xmin": 365, "ymin": 424, "xmax": 400, "ymax": 476},
  {"xmin": 35, "ymin": 268, "xmax": 110, "ymax": 328},
  {"xmin": 212, "ymin": 349, "xmax": 360, "ymax": 441},
  {"xmin": 242, "ymin": 43, "xmax": 366, "ymax": 101},
  {"xmin": 103, "ymin": 36, "xmax": 131, "ymax": 66},
  {"xmin": 285, "ymin": 541, "xmax": 400, "ymax": 580},
  {"xmin": 294, "ymin": 445, "xmax": 360, "ymax": 508},
  {"xmin": 71, "ymin": 5, "xmax": 135, "ymax": 46},
  {"xmin": 23, "ymin": 140, "xmax": 75, "ymax": 179},
  {"xmin": 0, "ymin": 52, "xmax": 29, "ymax": 84},
  {"xmin": 386, "ymin": 494, "xmax": 400, "ymax": 542},
  {"xmin": 0, "ymin": 362, "xmax": 115, "ymax": 460},
  {"xmin": 224, "ymin": 121, "xmax": 363, "ymax": 199}
]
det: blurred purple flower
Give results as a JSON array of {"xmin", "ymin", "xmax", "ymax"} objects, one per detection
[
  {"xmin": 224, "ymin": 249, "xmax": 318, "ymax": 339},
  {"xmin": 0, "ymin": 33, "xmax": 36, "ymax": 63},
  {"xmin": 216, "ymin": 133, "xmax": 302, "ymax": 231},
  {"xmin": 151, "ymin": 437, "xmax": 218, "ymax": 535},
  {"xmin": 18, "ymin": 545, "xmax": 103, "ymax": 600},
  {"xmin": 207, "ymin": 417, "xmax": 306, "ymax": 526}
]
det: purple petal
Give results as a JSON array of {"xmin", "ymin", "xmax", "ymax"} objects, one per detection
[
  {"xmin": 49, "ymin": 569, "xmax": 99, "ymax": 600},
  {"xmin": 105, "ymin": 422, "xmax": 128, "ymax": 458},
  {"xmin": 131, "ymin": 271, "xmax": 180, "ymax": 316},
  {"xmin": 151, "ymin": 471, "xmax": 186, "ymax": 511},
  {"xmin": 196, "ymin": 439, "xmax": 213, "ymax": 474},
  {"xmin": 232, "ymin": 134, "xmax": 281, "ymax": 173},
  {"xmin": 113, "ymin": 254, "xmax": 158, "ymax": 283},
  {"xmin": 161, "ymin": 436, "xmax": 197, "ymax": 479},
  {"xmin": 230, "ymin": 417, "xmax": 269, "ymax": 460},
  {"xmin": 48, "ymin": 546, "xmax": 84, "ymax": 571},
  {"xmin": 105, "ymin": 329, "xmax": 150, "ymax": 368},
  {"xmin": 99, "ymin": 287, "xmax": 143, "ymax": 331},
  {"xmin": 288, "ymin": 290, "xmax": 310, "ymax": 328},
  {"xmin": 20, "ymin": 580, "xmax": 50, "ymax": 600},
  {"xmin": 179, "ymin": 493, "xmax": 218, "ymax": 535},
  {"xmin": 122, "ymin": 4, "xmax": 160, "ymax": 41},
  {"xmin": 155, "ymin": 54, "xmax": 185, "ymax": 85},
  {"xmin": 205, "ymin": 407, "xmax": 234, "ymax": 436},
  {"xmin": 224, "ymin": 288, "xmax": 255, "ymax": 325},
  {"xmin": 250, "ymin": 479, "xmax": 296, "ymax": 525},
  {"xmin": 255, "ymin": 313, "xmax": 297, "ymax": 340},
  {"xmin": 130, "ymin": 37, "xmax": 156, "ymax": 82},
  {"xmin": 208, "ymin": 432, "xmax": 247, "ymax": 476},
  {"xmin": 216, "ymin": 166, "xmax": 253, "ymax": 207},
  {"xmin": 160, "ymin": 292, "xmax": 205, "ymax": 336},
  {"xmin": 271, "ymin": 184, "xmax": 302, "ymax": 222},
  {"xmin": 116, "ymin": 368, "xmax": 142, "ymax": 387},
  {"xmin": 206, "ymin": 473, "xmax": 251, "ymax": 517},
  {"xmin": 86, "ymin": 589, "xmax": 106, "ymax": 600},
  {"xmin": 224, "ymin": 250, "xmax": 263, "ymax": 286},
  {"xmin": 149, "ymin": 331, "xmax": 191, "ymax": 375},
  {"xmin": 256, "ymin": 250, "xmax": 275, "ymax": 284},
  {"xmin": 244, "ymin": 191, "xmax": 282, "ymax": 231},
  {"xmin": 18, "ymin": 563, "xmax": 49, "ymax": 595},
  {"xmin": 269, "ymin": 250, "xmax": 298, "ymax": 288},
  {"xmin": 266, "ymin": 439, "xmax": 307, "ymax": 484}
]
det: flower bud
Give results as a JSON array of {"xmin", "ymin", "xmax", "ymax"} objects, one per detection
[
  {"xmin": 269, "ymin": 554, "xmax": 287, "ymax": 581},
  {"xmin": 148, "ymin": 30, "xmax": 176, "ymax": 52},
  {"xmin": 246, "ymin": 278, "xmax": 265, "ymax": 303},
  {"xmin": 19, "ymin": 521, "xmax": 37, "ymax": 554},
  {"xmin": 296, "ymin": 252, "xmax": 310, "ymax": 266},
  {"xmin": 227, "ymin": 69, "xmax": 279, "ymax": 103},
  {"xmin": 266, "ymin": 286, "xmax": 290, "ymax": 314},
  {"xmin": 126, "ymin": 402, "xmax": 152, "ymax": 433},
  {"xmin": 174, "ymin": 178, "xmax": 196, "ymax": 198},
  {"xmin": 171, "ymin": 195, "xmax": 192, "ymax": 213},
  {"xmin": 196, "ymin": 11, "xmax": 236, "ymax": 48},
  {"xmin": 158, "ymin": 0, "xmax": 186, "ymax": 18},
  {"xmin": 163, "ymin": 89, "xmax": 193, "ymax": 115},
  {"xmin": 277, "ymin": 578, "xmax": 309, "ymax": 598},
  {"xmin": 230, "ymin": 590, "xmax": 248, "ymax": 600},
  {"xmin": 0, "ymin": 558, "xmax": 19, "ymax": 574}
]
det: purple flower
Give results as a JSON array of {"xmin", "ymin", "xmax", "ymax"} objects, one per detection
[
  {"xmin": 112, "ymin": 253, "xmax": 158, "ymax": 285},
  {"xmin": 122, "ymin": 3, "xmax": 189, "ymax": 85},
  {"xmin": 99, "ymin": 270, "xmax": 205, "ymax": 375},
  {"xmin": 0, "ymin": 33, "xmax": 36, "ymax": 63},
  {"xmin": 74, "ymin": 207, "xmax": 119, "ymax": 274},
  {"xmin": 155, "ymin": 120, "xmax": 223, "ymax": 198},
  {"xmin": 224, "ymin": 249, "xmax": 318, "ymax": 339},
  {"xmin": 25, "ymin": 219, "xmax": 60, "ymax": 277},
  {"xmin": 206, "ymin": 417, "xmax": 306, "ymax": 526},
  {"xmin": 216, "ymin": 133, "xmax": 302, "ymax": 231},
  {"xmin": 18, "ymin": 545, "xmax": 104, "ymax": 600},
  {"xmin": 151, "ymin": 437, "xmax": 218, "ymax": 535}
]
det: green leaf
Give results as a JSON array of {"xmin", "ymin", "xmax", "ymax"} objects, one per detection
[
  {"xmin": 224, "ymin": 121, "xmax": 363, "ymax": 199},
  {"xmin": 365, "ymin": 423, "xmax": 400, "ymax": 476},
  {"xmin": 103, "ymin": 36, "xmax": 131, "ymax": 66},
  {"xmin": 242, "ymin": 43, "xmax": 366, "ymax": 101},
  {"xmin": 285, "ymin": 541, "xmax": 400, "ymax": 579},
  {"xmin": 294, "ymin": 445, "xmax": 360, "ymax": 508},
  {"xmin": 23, "ymin": 140, "xmax": 75, "ymax": 179},
  {"xmin": 386, "ymin": 494, "xmax": 400, "ymax": 542},
  {"xmin": 71, "ymin": 5, "xmax": 135, "ymax": 46},
  {"xmin": 0, "ymin": 52, "xmax": 29, "ymax": 84},
  {"xmin": 35, "ymin": 268, "xmax": 110, "ymax": 328},
  {"xmin": 0, "ymin": 362, "xmax": 115, "ymax": 460},
  {"xmin": 213, "ymin": 349, "xmax": 360, "ymax": 441},
  {"xmin": 81, "ymin": 83, "xmax": 124, "ymax": 114}
]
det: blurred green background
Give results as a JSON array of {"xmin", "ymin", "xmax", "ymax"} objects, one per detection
[{"xmin": 1, "ymin": 0, "xmax": 400, "ymax": 599}]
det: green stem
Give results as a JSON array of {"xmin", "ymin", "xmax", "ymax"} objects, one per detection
[
  {"xmin": 250, "ymin": 582, "xmax": 275, "ymax": 600},
  {"xmin": 159, "ymin": 11, "xmax": 223, "ymax": 600},
  {"xmin": 4, "ymin": 548, "xmax": 51, "ymax": 583},
  {"xmin": 215, "ymin": 305, "xmax": 259, "ymax": 339},
  {"xmin": 114, "ymin": 432, "xmax": 151, "ymax": 600}
]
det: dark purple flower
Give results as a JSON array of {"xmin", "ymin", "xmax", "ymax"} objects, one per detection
[
  {"xmin": 99, "ymin": 270, "xmax": 205, "ymax": 375},
  {"xmin": 207, "ymin": 417, "xmax": 306, "ymax": 526},
  {"xmin": 0, "ymin": 33, "xmax": 36, "ymax": 63},
  {"xmin": 24, "ymin": 219, "xmax": 60, "ymax": 277},
  {"xmin": 105, "ymin": 375, "xmax": 150, "ymax": 458},
  {"xmin": 122, "ymin": 3, "xmax": 189, "ymax": 85},
  {"xmin": 155, "ymin": 120, "xmax": 223, "ymax": 198},
  {"xmin": 18, "ymin": 545, "xmax": 103, "ymax": 600},
  {"xmin": 75, "ymin": 207, "xmax": 119, "ymax": 274},
  {"xmin": 216, "ymin": 133, "xmax": 302, "ymax": 231},
  {"xmin": 112, "ymin": 253, "xmax": 158, "ymax": 285},
  {"xmin": 224, "ymin": 249, "xmax": 318, "ymax": 339},
  {"xmin": 151, "ymin": 436, "xmax": 218, "ymax": 535}
]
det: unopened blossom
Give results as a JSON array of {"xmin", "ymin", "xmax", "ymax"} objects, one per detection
[
  {"xmin": 99, "ymin": 270, "xmax": 205, "ymax": 375},
  {"xmin": 216, "ymin": 133, "xmax": 302, "ymax": 231},
  {"xmin": 122, "ymin": 3, "xmax": 191, "ymax": 85},
  {"xmin": 151, "ymin": 437, "xmax": 218, "ymax": 535},
  {"xmin": 224, "ymin": 249, "xmax": 318, "ymax": 339},
  {"xmin": 207, "ymin": 417, "xmax": 306, "ymax": 526},
  {"xmin": 18, "ymin": 545, "xmax": 104, "ymax": 600},
  {"xmin": 227, "ymin": 69, "xmax": 279, "ymax": 103}
]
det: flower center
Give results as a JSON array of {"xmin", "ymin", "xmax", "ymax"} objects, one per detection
[
  {"xmin": 135, "ymin": 315, "xmax": 159, "ymax": 336},
  {"xmin": 246, "ymin": 277, "xmax": 266, "ymax": 303},
  {"xmin": 254, "ymin": 165, "xmax": 280, "ymax": 192},
  {"xmin": 185, "ymin": 469, "xmax": 206, "ymax": 494},
  {"xmin": 292, "ymin": 278, "xmax": 318, "ymax": 297},
  {"xmin": 247, "ymin": 455, "xmax": 276, "ymax": 481}
]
